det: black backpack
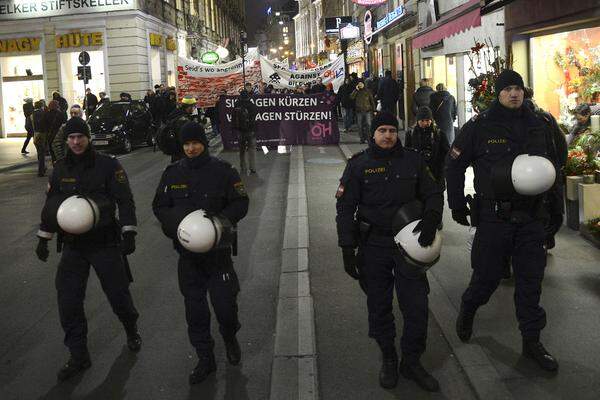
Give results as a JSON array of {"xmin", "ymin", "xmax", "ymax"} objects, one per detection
[
  {"xmin": 156, "ymin": 118, "xmax": 180, "ymax": 156},
  {"xmin": 232, "ymin": 104, "xmax": 251, "ymax": 131}
]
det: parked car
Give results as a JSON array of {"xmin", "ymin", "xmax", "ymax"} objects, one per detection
[{"xmin": 88, "ymin": 100, "xmax": 157, "ymax": 153}]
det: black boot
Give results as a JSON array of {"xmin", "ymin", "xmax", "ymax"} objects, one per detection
[
  {"xmin": 399, "ymin": 359, "xmax": 440, "ymax": 392},
  {"xmin": 189, "ymin": 353, "xmax": 217, "ymax": 385},
  {"xmin": 456, "ymin": 304, "xmax": 475, "ymax": 343},
  {"xmin": 57, "ymin": 354, "xmax": 91, "ymax": 382},
  {"xmin": 125, "ymin": 324, "xmax": 142, "ymax": 352},
  {"xmin": 523, "ymin": 340, "xmax": 558, "ymax": 371},
  {"xmin": 224, "ymin": 336, "xmax": 241, "ymax": 365},
  {"xmin": 378, "ymin": 346, "xmax": 399, "ymax": 389}
]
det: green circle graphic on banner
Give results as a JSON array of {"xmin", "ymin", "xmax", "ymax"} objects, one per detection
[{"xmin": 201, "ymin": 51, "xmax": 220, "ymax": 64}]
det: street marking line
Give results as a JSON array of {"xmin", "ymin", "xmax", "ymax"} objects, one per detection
[{"xmin": 270, "ymin": 145, "xmax": 319, "ymax": 400}]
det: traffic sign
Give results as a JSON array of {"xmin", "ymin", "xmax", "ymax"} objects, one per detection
[
  {"xmin": 77, "ymin": 65, "xmax": 92, "ymax": 83},
  {"xmin": 78, "ymin": 51, "xmax": 90, "ymax": 66}
]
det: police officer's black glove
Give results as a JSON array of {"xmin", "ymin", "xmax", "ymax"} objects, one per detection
[
  {"xmin": 413, "ymin": 211, "xmax": 441, "ymax": 247},
  {"xmin": 121, "ymin": 231, "xmax": 136, "ymax": 255},
  {"xmin": 341, "ymin": 247, "xmax": 361, "ymax": 280},
  {"xmin": 546, "ymin": 214, "xmax": 563, "ymax": 237},
  {"xmin": 35, "ymin": 237, "xmax": 50, "ymax": 262},
  {"xmin": 451, "ymin": 207, "xmax": 470, "ymax": 226}
]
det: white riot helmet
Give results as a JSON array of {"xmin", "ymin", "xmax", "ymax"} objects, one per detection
[
  {"xmin": 492, "ymin": 154, "xmax": 556, "ymax": 197},
  {"xmin": 395, "ymin": 220, "xmax": 443, "ymax": 267},
  {"xmin": 177, "ymin": 209, "xmax": 223, "ymax": 253},
  {"xmin": 56, "ymin": 195, "xmax": 99, "ymax": 234},
  {"xmin": 392, "ymin": 200, "xmax": 443, "ymax": 272},
  {"xmin": 511, "ymin": 154, "xmax": 556, "ymax": 195}
]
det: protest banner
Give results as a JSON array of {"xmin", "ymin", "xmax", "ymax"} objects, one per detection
[
  {"xmin": 177, "ymin": 49, "xmax": 261, "ymax": 107},
  {"xmin": 218, "ymin": 93, "xmax": 339, "ymax": 149},
  {"xmin": 260, "ymin": 55, "xmax": 345, "ymax": 92}
]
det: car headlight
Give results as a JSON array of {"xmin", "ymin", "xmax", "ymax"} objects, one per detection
[{"xmin": 112, "ymin": 125, "xmax": 123, "ymax": 132}]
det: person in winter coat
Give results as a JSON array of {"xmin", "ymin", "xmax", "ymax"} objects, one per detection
[
  {"xmin": 46, "ymin": 100, "xmax": 67, "ymax": 163},
  {"xmin": 567, "ymin": 103, "xmax": 592, "ymax": 147},
  {"xmin": 22, "ymin": 98, "xmax": 35, "ymax": 154},
  {"xmin": 377, "ymin": 70, "xmax": 400, "ymax": 115},
  {"xmin": 351, "ymin": 81, "xmax": 377, "ymax": 143},
  {"xmin": 405, "ymin": 106, "xmax": 449, "ymax": 186},
  {"xmin": 233, "ymin": 90, "xmax": 259, "ymax": 174},
  {"xmin": 412, "ymin": 79, "xmax": 434, "ymax": 116},
  {"xmin": 83, "ymin": 88, "xmax": 98, "ymax": 119},
  {"xmin": 52, "ymin": 105, "xmax": 84, "ymax": 163},
  {"xmin": 52, "ymin": 91, "xmax": 69, "ymax": 119},
  {"xmin": 311, "ymin": 77, "xmax": 326, "ymax": 94},
  {"xmin": 337, "ymin": 77, "xmax": 356, "ymax": 132},
  {"xmin": 429, "ymin": 84, "xmax": 457, "ymax": 144},
  {"xmin": 32, "ymin": 100, "xmax": 49, "ymax": 176},
  {"xmin": 163, "ymin": 91, "xmax": 178, "ymax": 122}
]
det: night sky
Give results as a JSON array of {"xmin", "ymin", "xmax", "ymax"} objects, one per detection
[{"xmin": 246, "ymin": 0, "xmax": 288, "ymax": 45}]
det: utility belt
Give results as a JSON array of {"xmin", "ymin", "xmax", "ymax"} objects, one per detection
[
  {"xmin": 358, "ymin": 219, "xmax": 395, "ymax": 241},
  {"xmin": 475, "ymin": 195, "xmax": 545, "ymax": 224},
  {"xmin": 59, "ymin": 225, "xmax": 120, "ymax": 250}
]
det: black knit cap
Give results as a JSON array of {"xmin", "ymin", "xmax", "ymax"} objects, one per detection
[
  {"xmin": 371, "ymin": 111, "xmax": 399, "ymax": 136},
  {"xmin": 416, "ymin": 106, "xmax": 433, "ymax": 121},
  {"xmin": 64, "ymin": 117, "xmax": 90, "ymax": 138},
  {"xmin": 180, "ymin": 121, "xmax": 208, "ymax": 147},
  {"xmin": 494, "ymin": 69, "xmax": 524, "ymax": 96}
]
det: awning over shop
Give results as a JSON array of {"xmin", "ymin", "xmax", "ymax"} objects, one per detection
[{"xmin": 412, "ymin": 0, "xmax": 482, "ymax": 49}]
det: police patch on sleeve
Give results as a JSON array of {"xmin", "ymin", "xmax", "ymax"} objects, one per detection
[
  {"xmin": 335, "ymin": 183, "xmax": 345, "ymax": 198},
  {"xmin": 115, "ymin": 169, "xmax": 127, "ymax": 183},
  {"xmin": 234, "ymin": 181, "xmax": 247, "ymax": 196},
  {"xmin": 450, "ymin": 146, "xmax": 462, "ymax": 160}
]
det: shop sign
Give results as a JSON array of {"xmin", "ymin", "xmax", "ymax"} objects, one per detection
[
  {"xmin": 0, "ymin": 0, "xmax": 136, "ymax": 21},
  {"xmin": 0, "ymin": 36, "xmax": 41, "ymax": 53},
  {"xmin": 351, "ymin": 0, "xmax": 386, "ymax": 5},
  {"xmin": 55, "ymin": 32, "xmax": 103, "ymax": 48},
  {"xmin": 325, "ymin": 16, "xmax": 353, "ymax": 34},
  {"xmin": 375, "ymin": 5, "xmax": 406, "ymax": 31},
  {"xmin": 166, "ymin": 37, "xmax": 177, "ymax": 51},
  {"xmin": 363, "ymin": 10, "xmax": 373, "ymax": 45},
  {"xmin": 346, "ymin": 41, "xmax": 364, "ymax": 63},
  {"xmin": 201, "ymin": 51, "xmax": 219, "ymax": 64},
  {"xmin": 149, "ymin": 33, "xmax": 163, "ymax": 47}
]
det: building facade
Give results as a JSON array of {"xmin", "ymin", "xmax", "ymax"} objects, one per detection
[
  {"xmin": 412, "ymin": 0, "xmax": 505, "ymax": 127},
  {"xmin": 0, "ymin": 0, "xmax": 245, "ymax": 137},
  {"xmin": 294, "ymin": 0, "xmax": 324, "ymax": 68}
]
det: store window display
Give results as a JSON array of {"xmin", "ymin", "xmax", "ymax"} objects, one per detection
[
  {"xmin": 1, "ymin": 54, "xmax": 44, "ymax": 135},
  {"xmin": 530, "ymin": 26, "xmax": 600, "ymax": 125}
]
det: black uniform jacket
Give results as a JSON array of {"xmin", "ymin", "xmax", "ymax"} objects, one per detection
[
  {"xmin": 405, "ymin": 124, "xmax": 450, "ymax": 181},
  {"xmin": 336, "ymin": 142, "xmax": 444, "ymax": 248},
  {"xmin": 37, "ymin": 148, "xmax": 137, "ymax": 243},
  {"xmin": 445, "ymin": 101, "xmax": 564, "ymax": 217},
  {"xmin": 152, "ymin": 153, "xmax": 249, "ymax": 253}
]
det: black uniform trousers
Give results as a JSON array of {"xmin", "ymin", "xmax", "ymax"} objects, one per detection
[
  {"xmin": 177, "ymin": 249, "xmax": 241, "ymax": 355},
  {"xmin": 361, "ymin": 244, "xmax": 429, "ymax": 361},
  {"xmin": 462, "ymin": 219, "xmax": 547, "ymax": 340},
  {"xmin": 56, "ymin": 244, "xmax": 139, "ymax": 357}
]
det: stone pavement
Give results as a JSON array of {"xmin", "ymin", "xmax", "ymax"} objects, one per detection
[{"xmin": 0, "ymin": 138, "xmax": 38, "ymax": 173}]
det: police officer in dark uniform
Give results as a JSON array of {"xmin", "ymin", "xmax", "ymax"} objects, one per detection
[
  {"xmin": 405, "ymin": 106, "xmax": 450, "ymax": 186},
  {"xmin": 446, "ymin": 70, "xmax": 564, "ymax": 372},
  {"xmin": 152, "ymin": 121, "xmax": 249, "ymax": 385},
  {"xmin": 336, "ymin": 112, "xmax": 444, "ymax": 391},
  {"xmin": 35, "ymin": 117, "xmax": 141, "ymax": 382}
]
